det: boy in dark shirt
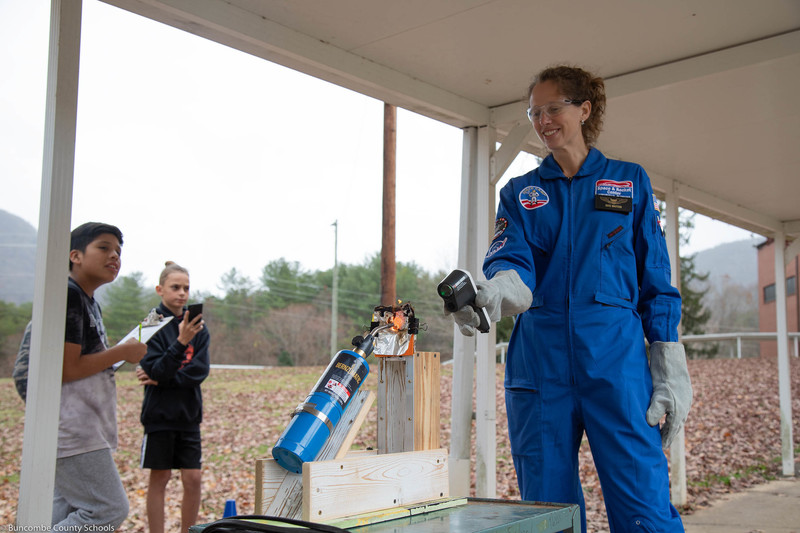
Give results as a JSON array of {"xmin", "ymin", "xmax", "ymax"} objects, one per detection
[{"xmin": 52, "ymin": 222, "xmax": 147, "ymax": 528}]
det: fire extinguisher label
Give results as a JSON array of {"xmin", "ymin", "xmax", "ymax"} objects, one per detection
[
  {"xmin": 314, "ymin": 352, "xmax": 368, "ymax": 409},
  {"xmin": 324, "ymin": 379, "xmax": 350, "ymax": 403}
]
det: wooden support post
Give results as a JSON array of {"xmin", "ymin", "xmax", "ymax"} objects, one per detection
[
  {"xmin": 381, "ymin": 103, "xmax": 397, "ymax": 307},
  {"xmin": 378, "ymin": 352, "xmax": 441, "ymax": 454},
  {"xmin": 414, "ymin": 352, "xmax": 441, "ymax": 451},
  {"xmin": 377, "ymin": 356, "xmax": 413, "ymax": 454}
]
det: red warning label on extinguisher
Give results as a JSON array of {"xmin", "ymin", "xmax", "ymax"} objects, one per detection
[
  {"xmin": 314, "ymin": 352, "xmax": 369, "ymax": 408},
  {"xmin": 324, "ymin": 379, "xmax": 350, "ymax": 403}
]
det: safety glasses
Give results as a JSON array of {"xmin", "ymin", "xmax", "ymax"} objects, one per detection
[{"xmin": 526, "ymin": 99, "xmax": 585, "ymax": 124}]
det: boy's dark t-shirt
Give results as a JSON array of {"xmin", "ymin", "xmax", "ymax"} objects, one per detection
[{"xmin": 58, "ymin": 277, "xmax": 118, "ymax": 458}]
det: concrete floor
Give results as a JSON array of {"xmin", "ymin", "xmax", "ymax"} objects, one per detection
[{"xmin": 682, "ymin": 477, "xmax": 800, "ymax": 533}]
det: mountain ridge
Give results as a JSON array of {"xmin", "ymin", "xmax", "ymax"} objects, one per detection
[
  {"xmin": 690, "ymin": 237, "xmax": 761, "ymax": 288},
  {"xmin": 0, "ymin": 210, "xmax": 37, "ymax": 305},
  {"xmin": 0, "ymin": 208, "xmax": 764, "ymax": 304}
]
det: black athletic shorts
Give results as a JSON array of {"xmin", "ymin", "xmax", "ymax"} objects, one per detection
[{"xmin": 140, "ymin": 430, "xmax": 202, "ymax": 470}]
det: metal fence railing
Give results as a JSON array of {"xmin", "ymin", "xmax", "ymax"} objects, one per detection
[
  {"xmin": 681, "ymin": 332, "xmax": 800, "ymax": 359},
  {"xmin": 496, "ymin": 333, "xmax": 800, "ymax": 362}
]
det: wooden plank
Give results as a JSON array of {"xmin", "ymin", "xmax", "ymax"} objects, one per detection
[
  {"xmin": 302, "ymin": 448, "xmax": 449, "ymax": 522},
  {"xmin": 262, "ymin": 464, "xmax": 303, "ymax": 518},
  {"xmin": 377, "ymin": 357, "xmax": 413, "ymax": 453},
  {"xmin": 334, "ymin": 390, "xmax": 376, "ymax": 460},
  {"xmin": 254, "ymin": 458, "xmax": 290, "ymax": 514},
  {"xmin": 328, "ymin": 497, "xmax": 467, "ymax": 529},
  {"xmin": 255, "ymin": 389, "xmax": 375, "ymax": 517},
  {"xmin": 413, "ymin": 352, "xmax": 441, "ymax": 451}
]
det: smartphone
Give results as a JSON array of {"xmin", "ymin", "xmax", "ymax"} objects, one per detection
[{"xmin": 186, "ymin": 303, "xmax": 203, "ymax": 322}]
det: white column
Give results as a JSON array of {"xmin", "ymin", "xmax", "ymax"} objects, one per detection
[
  {"xmin": 18, "ymin": 0, "xmax": 82, "ymax": 525},
  {"xmin": 664, "ymin": 184, "xmax": 688, "ymax": 506},
  {"xmin": 474, "ymin": 126, "xmax": 496, "ymax": 498},
  {"xmin": 449, "ymin": 125, "xmax": 497, "ymax": 498},
  {"xmin": 773, "ymin": 232, "xmax": 795, "ymax": 475},
  {"xmin": 449, "ymin": 127, "xmax": 478, "ymax": 496}
]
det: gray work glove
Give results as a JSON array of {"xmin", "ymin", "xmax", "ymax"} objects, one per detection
[
  {"xmin": 646, "ymin": 341, "xmax": 693, "ymax": 449},
  {"xmin": 447, "ymin": 270, "xmax": 532, "ymax": 336}
]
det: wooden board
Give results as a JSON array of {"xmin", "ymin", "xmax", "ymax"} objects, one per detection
[
  {"xmin": 377, "ymin": 356, "xmax": 413, "ymax": 454},
  {"xmin": 377, "ymin": 352, "xmax": 441, "ymax": 453},
  {"xmin": 302, "ymin": 448, "xmax": 449, "ymax": 522},
  {"xmin": 327, "ymin": 497, "xmax": 467, "ymax": 529},
  {"xmin": 413, "ymin": 352, "xmax": 441, "ymax": 451}
]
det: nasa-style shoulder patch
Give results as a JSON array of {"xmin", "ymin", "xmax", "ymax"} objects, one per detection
[
  {"xmin": 519, "ymin": 186, "xmax": 549, "ymax": 210},
  {"xmin": 493, "ymin": 218, "xmax": 508, "ymax": 240},
  {"xmin": 486, "ymin": 238, "xmax": 507, "ymax": 258}
]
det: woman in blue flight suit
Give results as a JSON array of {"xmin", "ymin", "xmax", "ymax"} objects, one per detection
[{"xmin": 451, "ymin": 66, "xmax": 692, "ymax": 532}]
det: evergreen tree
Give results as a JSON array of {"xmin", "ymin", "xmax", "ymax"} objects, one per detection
[
  {"xmin": 0, "ymin": 300, "xmax": 33, "ymax": 373},
  {"xmin": 676, "ymin": 210, "xmax": 718, "ymax": 359},
  {"xmin": 102, "ymin": 272, "xmax": 156, "ymax": 343},
  {"xmin": 0, "ymin": 300, "xmax": 32, "ymax": 343},
  {"xmin": 215, "ymin": 267, "xmax": 256, "ymax": 330},
  {"xmin": 260, "ymin": 258, "xmax": 319, "ymax": 308},
  {"xmin": 333, "ymin": 255, "xmax": 382, "ymax": 325}
]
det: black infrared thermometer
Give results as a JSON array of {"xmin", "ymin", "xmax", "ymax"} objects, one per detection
[{"xmin": 437, "ymin": 269, "xmax": 491, "ymax": 334}]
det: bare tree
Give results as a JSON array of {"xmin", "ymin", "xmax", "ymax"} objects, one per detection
[{"xmin": 266, "ymin": 303, "xmax": 332, "ymax": 366}]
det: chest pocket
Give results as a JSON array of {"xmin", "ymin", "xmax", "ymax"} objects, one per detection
[{"xmin": 596, "ymin": 223, "xmax": 637, "ymax": 309}]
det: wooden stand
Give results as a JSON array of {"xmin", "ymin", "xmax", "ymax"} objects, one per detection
[
  {"xmin": 377, "ymin": 351, "xmax": 441, "ymax": 453},
  {"xmin": 255, "ymin": 352, "xmax": 448, "ymax": 523}
]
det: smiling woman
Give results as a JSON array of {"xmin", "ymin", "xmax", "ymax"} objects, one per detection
[{"xmin": 449, "ymin": 64, "xmax": 691, "ymax": 533}]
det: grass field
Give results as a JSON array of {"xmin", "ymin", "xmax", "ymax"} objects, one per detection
[{"xmin": 2, "ymin": 356, "xmax": 798, "ymax": 532}]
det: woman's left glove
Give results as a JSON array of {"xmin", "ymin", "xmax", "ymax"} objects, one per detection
[
  {"xmin": 646, "ymin": 342, "xmax": 693, "ymax": 449},
  {"xmin": 474, "ymin": 270, "xmax": 532, "ymax": 322},
  {"xmin": 445, "ymin": 270, "xmax": 532, "ymax": 336}
]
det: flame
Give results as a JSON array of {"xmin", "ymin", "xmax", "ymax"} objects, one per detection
[{"xmin": 388, "ymin": 310, "xmax": 406, "ymax": 332}]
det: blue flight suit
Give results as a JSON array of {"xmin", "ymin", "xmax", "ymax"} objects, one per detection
[{"xmin": 484, "ymin": 148, "xmax": 684, "ymax": 532}]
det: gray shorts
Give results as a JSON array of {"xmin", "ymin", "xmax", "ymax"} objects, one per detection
[{"xmin": 52, "ymin": 448, "xmax": 129, "ymax": 528}]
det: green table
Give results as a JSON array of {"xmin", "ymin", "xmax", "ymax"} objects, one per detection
[
  {"xmin": 345, "ymin": 498, "xmax": 580, "ymax": 533},
  {"xmin": 192, "ymin": 498, "xmax": 580, "ymax": 533}
]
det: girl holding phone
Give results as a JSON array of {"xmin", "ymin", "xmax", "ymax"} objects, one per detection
[{"xmin": 137, "ymin": 261, "xmax": 210, "ymax": 533}]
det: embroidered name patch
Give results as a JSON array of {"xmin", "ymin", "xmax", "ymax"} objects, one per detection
[
  {"xmin": 595, "ymin": 179, "xmax": 633, "ymax": 213},
  {"xmin": 519, "ymin": 186, "xmax": 549, "ymax": 210}
]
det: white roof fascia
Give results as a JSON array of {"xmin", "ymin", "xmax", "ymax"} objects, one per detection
[{"xmin": 101, "ymin": 0, "xmax": 490, "ymax": 127}]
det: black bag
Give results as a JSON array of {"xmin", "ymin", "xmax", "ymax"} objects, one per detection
[{"xmin": 199, "ymin": 515, "xmax": 350, "ymax": 533}]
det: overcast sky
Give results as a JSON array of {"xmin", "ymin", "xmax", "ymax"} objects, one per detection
[{"xmin": 0, "ymin": 0, "xmax": 755, "ymax": 296}]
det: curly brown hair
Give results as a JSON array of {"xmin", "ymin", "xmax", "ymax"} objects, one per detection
[{"xmin": 527, "ymin": 65, "xmax": 606, "ymax": 147}]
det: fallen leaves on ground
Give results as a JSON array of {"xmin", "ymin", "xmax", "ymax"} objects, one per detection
[{"xmin": 1, "ymin": 356, "xmax": 798, "ymax": 532}]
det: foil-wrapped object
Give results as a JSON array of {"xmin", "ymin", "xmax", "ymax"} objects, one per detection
[{"xmin": 372, "ymin": 302, "xmax": 419, "ymax": 357}]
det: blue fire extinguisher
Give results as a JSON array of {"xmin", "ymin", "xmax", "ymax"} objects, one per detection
[{"xmin": 272, "ymin": 328, "xmax": 385, "ymax": 473}]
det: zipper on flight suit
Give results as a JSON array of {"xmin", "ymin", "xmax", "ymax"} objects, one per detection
[{"xmin": 566, "ymin": 176, "xmax": 576, "ymax": 387}]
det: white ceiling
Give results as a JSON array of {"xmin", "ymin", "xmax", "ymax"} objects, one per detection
[{"xmin": 103, "ymin": 0, "xmax": 800, "ymax": 237}]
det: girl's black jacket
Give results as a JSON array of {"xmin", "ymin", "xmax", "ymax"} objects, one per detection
[{"xmin": 139, "ymin": 302, "xmax": 210, "ymax": 433}]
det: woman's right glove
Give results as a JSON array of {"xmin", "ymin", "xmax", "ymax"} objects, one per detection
[
  {"xmin": 446, "ymin": 270, "xmax": 532, "ymax": 336},
  {"xmin": 646, "ymin": 341, "xmax": 693, "ymax": 449}
]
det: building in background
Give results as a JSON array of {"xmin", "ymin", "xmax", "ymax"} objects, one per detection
[{"xmin": 757, "ymin": 238, "xmax": 800, "ymax": 356}]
